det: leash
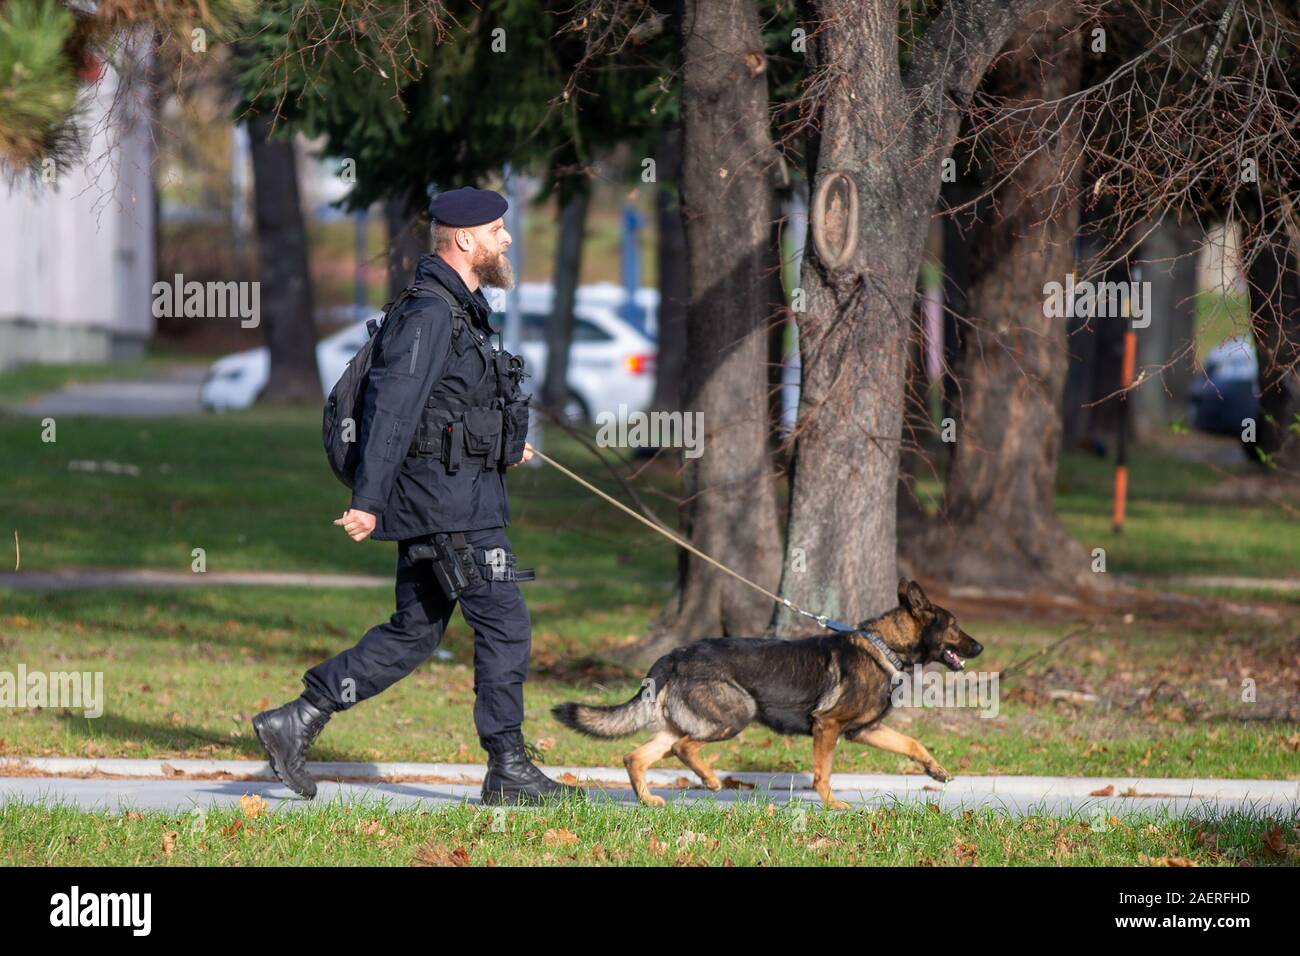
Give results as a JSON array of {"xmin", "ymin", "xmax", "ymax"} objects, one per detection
[{"xmin": 528, "ymin": 447, "xmax": 903, "ymax": 675}]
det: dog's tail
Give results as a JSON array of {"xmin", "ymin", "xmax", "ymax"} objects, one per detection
[{"xmin": 551, "ymin": 673, "xmax": 663, "ymax": 739}]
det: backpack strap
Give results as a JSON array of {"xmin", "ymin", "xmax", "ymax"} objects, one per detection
[
  {"xmin": 375, "ymin": 282, "xmax": 470, "ymax": 352},
  {"xmin": 404, "ymin": 281, "xmax": 470, "ymax": 338}
]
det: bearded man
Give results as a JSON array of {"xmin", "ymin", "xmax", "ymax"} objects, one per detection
[{"xmin": 253, "ymin": 187, "xmax": 583, "ymax": 805}]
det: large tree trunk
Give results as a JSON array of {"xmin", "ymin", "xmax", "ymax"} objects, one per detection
[
  {"xmin": 1244, "ymin": 209, "xmax": 1300, "ymax": 468},
  {"xmin": 771, "ymin": 0, "xmax": 1046, "ymax": 636},
  {"xmin": 247, "ymin": 113, "xmax": 319, "ymax": 403},
  {"xmin": 1063, "ymin": 199, "xmax": 1127, "ymax": 455},
  {"xmin": 913, "ymin": 6, "xmax": 1091, "ymax": 591},
  {"xmin": 651, "ymin": 121, "xmax": 688, "ymax": 413},
  {"xmin": 624, "ymin": 0, "xmax": 784, "ymax": 664},
  {"xmin": 1134, "ymin": 217, "xmax": 1201, "ymax": 437},
  {"xmin": 385, "ymin": 195, "xmax": 428, "ymax": 301},
  {"xmin": 542, "ymin": 183, "xmax": 591, "ymax": 411}
]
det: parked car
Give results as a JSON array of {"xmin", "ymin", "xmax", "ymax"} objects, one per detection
[
  {"xmin": 200, "ymin": 318, "xmax": 375, "ymax": 411},
  {"xmin": 200, "ymin": 283, "xmax": 657, "ymax": 420},
  {"xmin": 491, "ymin": 283, "xmax": 656, "ymax": 422},
  {"xmin": 1188, "ymin": 335, "xmax": 1259, "ymax": 436}
]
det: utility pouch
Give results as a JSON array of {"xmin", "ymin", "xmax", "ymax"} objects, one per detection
[
  {"xmin": 408, "ymin": 532, "xmax": 484, "ymax": 601},
  {"xmin": 461, "ymin": 407, "xmax": 504, "ymax": 467},
  {"xmin": 501, "ymin": 398, "xmax": 530, "ymax": 467}
]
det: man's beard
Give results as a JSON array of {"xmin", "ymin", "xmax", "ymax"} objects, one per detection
[{"xmin": 471, "ymin": 245, "xmax": 515, "ymax": 290}]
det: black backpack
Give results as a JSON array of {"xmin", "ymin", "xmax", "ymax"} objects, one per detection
[{"xmin": 322, "ymin": 286, "xmax": 430, "ymax": 489}]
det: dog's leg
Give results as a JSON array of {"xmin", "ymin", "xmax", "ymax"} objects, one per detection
[
  {"xmin": 811, "ymin": 718, "xmax": 849, "ymax": 810},
  {"xmin": 624, "ymin": 729, "xmax": 679, "ymax": 807},
  {"xmin": 671, "ymin": 738, "xmax": 722, "ymax": 791},
  {"xmin": 847, "ymin": 724, "xmax": 950, "ymax": 782}
]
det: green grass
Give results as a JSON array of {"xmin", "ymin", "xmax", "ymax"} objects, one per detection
[
  {"xmin": 0, "ymin": 408, "xmax": 1296, "ymax": 780},
  {"xmin": 2, "ymin": 412, "xmax": 681, "ymax": 581},
  {"xmin": 1195, "ymin": 290, "xmax": 1250, "ymax": 362},
  {"xmin": 4, "ymin": 404, "xmax": 1297, "ymax": 580},
  {"xmin": 909, "ymin": 438, "xmax": 1300, "ymax": 580},
  {"xmin": 2, "ymin": 583, "xmax": 1296, "ymax": 779},
  {"xmin": 2, "ymin": 381, "xmax": 1298, "ymax": 864},
  {"xmin": 2, "ymin": 799, "xmax": 1294, "ymax": 866}
]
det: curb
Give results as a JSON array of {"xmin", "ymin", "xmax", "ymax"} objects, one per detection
[{"xmin": 3, "ymin": 757, "xmax": 1297, "ymax": 800}]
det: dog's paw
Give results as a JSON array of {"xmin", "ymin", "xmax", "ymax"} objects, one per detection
[
  {"xmin": 701, "ymin": 776, "xmax": 722, "ymax": 792},
  {"xmin": 926, "ymin": 764, "xmax": 951, "ymax": 783},
  {"xmin": 640, "ymin": 793, "xmax": 666, "ymax": 807},
  {"xmin": 825, "ymin": 798, "xmax": 852, "ymax": 811}
]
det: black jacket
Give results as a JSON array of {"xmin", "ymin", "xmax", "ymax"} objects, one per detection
[{"xmin": 348, "ymin": 253, "xmax": 512, "ymax": 539}]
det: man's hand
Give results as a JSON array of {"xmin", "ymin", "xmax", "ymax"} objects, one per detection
[
  {"xmin": 335, "ymin": 509, "xmax": 377, "ymax": 542},
  {"xmin": 508, "ymin": 441, "xmax": 536, "ymax": 467}
]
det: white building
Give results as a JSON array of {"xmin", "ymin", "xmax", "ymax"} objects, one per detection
[{"xmin": 0, "ymin": 50, "xmax": 154, "ymax": 372}]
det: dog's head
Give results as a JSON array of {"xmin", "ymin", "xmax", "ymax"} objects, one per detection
[{"xmin": 898, "ymin": 579, "xmax": 983, "ymax": 671}]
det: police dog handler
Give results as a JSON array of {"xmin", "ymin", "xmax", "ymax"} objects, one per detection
[{"xmin": 254, "ymin": 187, "xmax": 583, "ymax": 806}]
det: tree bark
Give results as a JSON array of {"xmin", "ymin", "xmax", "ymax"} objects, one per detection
[
  {"xmin": 651, "ymin": 121, "xmax": 688, "ymax": 414},
  {"xmin": 1134, "ymin": 217, "xmax": 1201, "ymax": 437},
  {"xmin": 624, "ymin": 0, "xmax": 785, "ymax": 665},
  {"xmin": 542, "ymin": 183, "xmax": 591, "ymax": 411},
  {"xmin": 1244, "ymin": 209, "xmax": 1300, "ymax": 468},
  {"xmin": 385, "ymin": 195, "xmax": 427, "ymax": 301},
  {"xmin": 771, "ymin": 0, "xmax": 1048, "ymax": 636},
  {"xmin": 247, "ymin": 112, "xmax": 319, "ymax": 403},
  {"xmin": 913, "ymin": 5, "xmax": 1093, "ymax": 591}
]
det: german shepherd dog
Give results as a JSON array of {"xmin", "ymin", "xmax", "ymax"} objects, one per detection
[{"xmin": 553, "ymin": 579, "xmax": 983, "ymax": 808}]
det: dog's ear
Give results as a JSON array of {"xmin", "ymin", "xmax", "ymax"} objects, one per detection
[{"xmin": 901, "ymin": 580, "xmax": 934, "ymax": 622}]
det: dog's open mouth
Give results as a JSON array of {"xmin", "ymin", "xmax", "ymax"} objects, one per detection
[{"xmin": 940, "ymin": 648, "xmax": 965, "ymax": 671}]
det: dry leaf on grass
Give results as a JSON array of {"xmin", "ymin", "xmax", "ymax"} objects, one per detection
[
  {"xmin": 544, "ymin": 827, "xmax": 579, "ymax": 846},
  {"xmin": 414, "ymin": 843, "xmax": 471, "ymax": 867}
]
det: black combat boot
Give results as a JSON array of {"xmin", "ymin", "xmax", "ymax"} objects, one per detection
[
  {"xmin": 252, "ymin": 695, "xmax": 332, "ymax": 799},
  {"xmin": 480, "ymin": 734, "xmax": 587, "ymax": 806}
]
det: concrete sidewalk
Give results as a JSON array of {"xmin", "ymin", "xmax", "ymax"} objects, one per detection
[
  {"xmin": 14, "ymin": 365, "xmax": 205, "ymax": 418},
  {"xmin": 0, "ymin": 568, "xmax": 391, "ymax": 590},
  {"xmin": 2, "ymin": 757, "xmax": 1296, "ymax": 818}
]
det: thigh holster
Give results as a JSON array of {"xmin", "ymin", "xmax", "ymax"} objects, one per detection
[
  {"xmin": 408, "ymin": 532, "xmax": 484, "ymax": 600},
  {"xmin": 408, "ymin": 534, "xmax": 536, "ymax": 599}
]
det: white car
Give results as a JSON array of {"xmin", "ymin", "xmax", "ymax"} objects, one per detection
[
  {"xmin": 492, "ymin": 283, "xmax": 657, "ymax": 422},
  {"xmin": 200, "ymin": 283, "xmax": 658, "ymax": 420},
  {"xmin": 200, "ymin": 319, "xmax": 376, "ymax": 411}
]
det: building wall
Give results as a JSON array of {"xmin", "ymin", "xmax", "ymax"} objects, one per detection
[{"xmin": 0, "ymin": 49, "xmax": 155, "ymax": 371}]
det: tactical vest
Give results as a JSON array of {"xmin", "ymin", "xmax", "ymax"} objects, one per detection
[{"xmin": 400, "ymin": 283, "xmax": 531, "ymax": 473}]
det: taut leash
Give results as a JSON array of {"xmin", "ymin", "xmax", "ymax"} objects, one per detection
[{"xmin": 528, "ymin": 447, "xmax": 901, "ymax": 675}]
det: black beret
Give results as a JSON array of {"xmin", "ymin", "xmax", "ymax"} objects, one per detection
[{"xmin": 428, "ymin": 187, "xmax": 509, "ymax": 227}]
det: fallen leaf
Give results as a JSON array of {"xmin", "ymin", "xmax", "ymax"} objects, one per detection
[
  {"xmin": 544, "ymin": 827, "xmax": 579, "ymax": 846},
  {"xmin": 1262, "ymin": 827, "xmax": 1287, "ymax": 859},
  {"xmin": 1089, "ymin": 785, "xmax": 1115, "ymax": 797},
  {"xmin": 414, "ymin": 843, "xmax": 471, "ymax": 867},
  {"xmin": 240, "ymin": 794, "xmax": 268, "ymax": 818}
]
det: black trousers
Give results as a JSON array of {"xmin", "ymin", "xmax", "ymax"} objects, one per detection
[{"xmin": 301, "ymin": 526, "xmax": 532, "ymax": 754}]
